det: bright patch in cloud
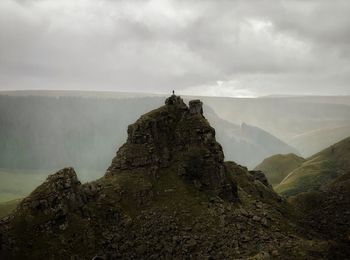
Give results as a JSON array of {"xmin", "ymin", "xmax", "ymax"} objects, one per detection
[{"xmin": 182, "ymin": 80, "xmax": 257, "ymax": 98}]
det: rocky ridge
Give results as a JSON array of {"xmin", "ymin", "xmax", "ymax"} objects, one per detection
[
  {"xmin": 0, "ymin": 96, "xmax": 337, "ymax": 259},
  {"xmin": 107, "ymin": 95, "xmax": 237, "ymax": 200}
]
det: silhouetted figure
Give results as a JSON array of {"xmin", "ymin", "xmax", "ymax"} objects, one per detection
[{"xmin": 172, "ymin": 90, "xmax": 175, "ymax": 95}]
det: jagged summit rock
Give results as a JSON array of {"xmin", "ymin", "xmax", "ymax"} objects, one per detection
[
  {"xmin": 107, "ymin": 95, "xmax": 237, "ymax": 200},
  {"xmin": 189, "ymin": 99, "xmax": 203, "ymax": 115},
  {"xmin": 164, "ymin": 94, "xmax": 188, "ymax": 109}
]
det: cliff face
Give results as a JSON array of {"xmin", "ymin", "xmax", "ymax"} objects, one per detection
[
  {"xmin": 107, "ymin": 95, "xmax": 237, "ymax": 200},
  {"xmin": 0, "ymin": 96, "xmax": 338, "ymax": 259}
]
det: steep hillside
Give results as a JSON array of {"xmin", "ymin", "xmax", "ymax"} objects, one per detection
[
  {"xmin": 0, "ymin": 96, "xmax": 332, "ymax": 259},
  {"xmin": 254, "ymin": 154, "xmax": 305, "ymax": 186},
  {"xmin": 275, "ymin": 137, "xmax": 350, "ymax": 197},
  {"xmin": 289, "ymin": 173, "xmax": 350, "ymax": 258},
  {"xmin": 201, "ymin": 96, "xmax": 350, "ymax": 145},
  {"xmin": 255, "ymin": 130, "xmax": 350, "ymax": 255},
  {"xmin": 204, "ymin": 106, "xmax": 299, "ymax": 168}
]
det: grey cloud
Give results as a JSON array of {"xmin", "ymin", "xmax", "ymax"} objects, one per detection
[{"xmin": 0, "ymin": 0, "xmax": 349, "ymax": 96}]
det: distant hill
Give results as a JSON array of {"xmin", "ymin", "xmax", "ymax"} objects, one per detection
[
  {"xmin": 275, "ymin": 136, "xmax": 350, "ymax": 197},
  {"xmin": 204, "ymin": 106, "xmax": 299, "ymax": 168},
  {"xmin": 289, "ymin": 125, "xmax": 350, "ymax": 157},
  {"xmin": 254, "ymin": 154, "xmax": 305, "ymax": 186},
  {"xmin": 2, "ymin": 91, "xmax": 349, "ymax": 164},
  {"xmin": 200, "ymin": 95, "xmax": 350, "ymax": 156},
  {"xmin": 251, "ymin": 135, "xmax": 350, "ymax": 256}
]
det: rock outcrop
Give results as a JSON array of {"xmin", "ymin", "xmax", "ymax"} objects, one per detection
[
  {"xmin": 107, "ymin": 95, "xmax": 237, "ymax": 200},
  {"xmin": 18, "ymin": 167, "xmax": 85, "ymax": 215}
]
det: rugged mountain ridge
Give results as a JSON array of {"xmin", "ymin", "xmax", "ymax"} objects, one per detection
[
  {"xmin": 255, "ymin": 137, "xmax": 350, "ymax": 257},
  {"xmin": 0, "ymin": 96, "xmax": 337, "ymax": 259}
]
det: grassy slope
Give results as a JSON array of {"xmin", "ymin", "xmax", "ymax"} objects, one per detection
[
  {"xmin": 288, "ymin": 172, "xmax": 350, "ymax": 258},
  {"xmin": 254, "ymin": 153, "xmax": 305, "ymax": 186},
  {"xmin": 275, "ymin": 136, "xmax": 350, "ymax": 197}
]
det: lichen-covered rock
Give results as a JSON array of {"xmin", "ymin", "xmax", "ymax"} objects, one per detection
[
  {"xmin": 18, "ymin": 167, "xmax": 86, "ymax": 215},
  {"xmin": 248, "ymin": 170, "xmax": 271, "ymax": 188},
  {"xmin": 0, "ymin": 168, "xmax": 97, "ymax": 258},
  {"xmin": 106, "ymin": 95, "xmax": 237, "ymax": 200}
]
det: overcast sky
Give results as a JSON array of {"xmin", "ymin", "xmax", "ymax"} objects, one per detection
[{"xmin": 1, "ymin": 0, "xmax": 350, "ymax": 97}]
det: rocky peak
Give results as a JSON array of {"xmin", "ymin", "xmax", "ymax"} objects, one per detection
[
  {"xmin": 106, "ymin": 95, "xmax": 236, "ymax": 199},
  {"xmin": 189, "ymin": 99, "xmax": 203, "ymax": 115},
  {"xmin": 164, "ymin": 94, "xmax": 188, "ymax": 109},
  {"xmin": 17, "ymin": 167, "xmax": 87, "ymax": 221},
  {"xmin": 45, "ymin": 167, "xmax": 80, "ymax": 190}
]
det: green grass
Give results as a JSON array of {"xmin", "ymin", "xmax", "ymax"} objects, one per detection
[
  {"xmin": 152, "ymin": 169, "xmax": 211, "ymax": 215},
  {"xmin": 275, "ymin": 136, "xmax": 350, "ymax": 197},
  {"xmin": 254, "ymin": 153, "xmax": 305, "ymax": 187},
  {"xmin": 275, "ymin": 160, "xmax": 339, "ymax": 196}
]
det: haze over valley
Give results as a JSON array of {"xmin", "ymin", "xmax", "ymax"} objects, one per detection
[{"xmin": 1, "ymin": 91, "xmax": 349, "ymax": 200}]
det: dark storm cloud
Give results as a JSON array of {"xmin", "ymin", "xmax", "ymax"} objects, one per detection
[{"xmin": 0, "ymin": 0, "xmax": 349, "ymax": 96}]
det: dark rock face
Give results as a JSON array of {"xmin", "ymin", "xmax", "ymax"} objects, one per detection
[
  {"xmin": 248, "ymin": 170, "xmax": 272, "ymax": 188},
  {"xmin": 16, "ymin": 168, "xmax": 90, "ymax": 230},
  {"xmin": 189, "ymin": 99, "xmax": 203, "ymax": 115},
  {"xmin": 20, "ymin": 168, "xmax": 84, "ymax": 210},
  {"xmin": 107, "ymin": 95, "xmax": 237, "ymax": 199},
  {"xmin": 0, "ymin": 168, "xmax": 96, "ymax": 258}
]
